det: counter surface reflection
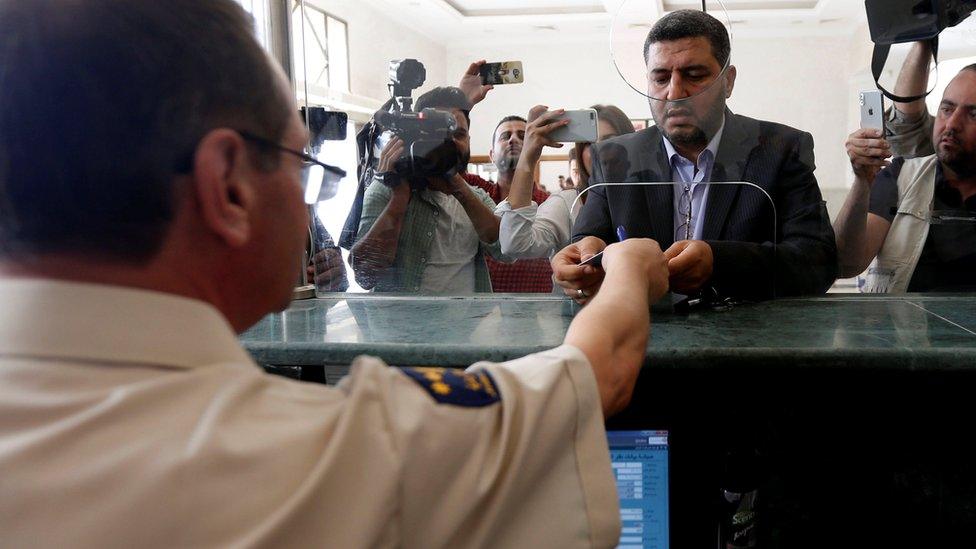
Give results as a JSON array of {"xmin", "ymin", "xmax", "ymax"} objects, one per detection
[{"xmin": 241, "ymin": 294, "xmax": 976, "ymax": 370}]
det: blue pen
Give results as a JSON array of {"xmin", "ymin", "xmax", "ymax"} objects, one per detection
[{"xmin": 616, "ymin": 225, "xmax": 628, "ymax": 242}]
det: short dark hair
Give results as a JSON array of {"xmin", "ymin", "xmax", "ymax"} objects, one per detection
[
  {"xmin": 963, "ymin": 63, "xmax": 976, "ymax": 74},
  {"xmin": 415, "ymin": 87, "xmax": 472, "ymax": 126},
  {"xmin": 0, "ymin": 0, "xmax": 291, "ymax": 264},
  {"xmin": 492, "ymin": 115, "xmax": 527, "ymax": 142},
  {"xmin": 643, "ymin": 9, "xmax": 731, "ymax": 68}
]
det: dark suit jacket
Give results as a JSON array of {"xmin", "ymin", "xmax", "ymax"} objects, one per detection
[{"xmin": 574, "ymin": 111, "xmax": 837, "ymax": 299}]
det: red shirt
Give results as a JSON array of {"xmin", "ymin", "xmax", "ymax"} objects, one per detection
[{"xmin": 463, "ymin": 173, "xmax": 554, "ymax": 293}]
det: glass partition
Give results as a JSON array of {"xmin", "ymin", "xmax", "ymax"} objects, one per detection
[{"xmin": 254, "ymin": 0, "xmax": 976, "ymax": 301}]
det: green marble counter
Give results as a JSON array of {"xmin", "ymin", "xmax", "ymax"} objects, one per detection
[
  {"xmin": 240, "ymin": 293, "xmax": 976, "ymax": 370},
  {"xmin": 240, "ymin": 294, "xmax": 976, "ymax": 544}
]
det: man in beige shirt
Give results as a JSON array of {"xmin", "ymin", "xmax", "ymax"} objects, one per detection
[{"xmin": 0, "ymin": 1, "xmax": 669, "ymax": 547}]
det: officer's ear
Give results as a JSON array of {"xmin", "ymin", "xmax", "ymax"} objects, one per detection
[
  {"xmin": 723, "ymin": 65, "xmax": 737, "ymax": 99},
  {"xmin": 191, "ymin": 128, "xmax": 255, "ymax": 249}
]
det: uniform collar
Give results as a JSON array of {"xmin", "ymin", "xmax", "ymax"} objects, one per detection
[{"xmin": 0, "ymin": 278, "xmax": 254, "ymax": 370}]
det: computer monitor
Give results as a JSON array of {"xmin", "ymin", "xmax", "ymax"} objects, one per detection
[{"xmin": 608, "ymin": 430, "xmax": 670, "ymax": 549}]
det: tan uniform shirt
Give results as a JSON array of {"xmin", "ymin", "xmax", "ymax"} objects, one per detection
[{"xmin": 0, "ymin": 279, "xmax": 619, "ymax": 548}]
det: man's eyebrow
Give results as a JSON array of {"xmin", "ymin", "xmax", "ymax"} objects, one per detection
[
  {"xmin": 936, "ymin": 100, "xmax": 976, "ymax": 115},
  {"xmin": 650, "ymin": 63, "xmax": 713, "ymax": 72}
]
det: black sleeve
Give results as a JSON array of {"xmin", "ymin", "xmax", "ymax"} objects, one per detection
[
  {"xmin": 705, "ymin": 130, "xmax": 838, "ymax": 299},
  {"xmin": 571, "ymin": 145, "xmax": 616, "ymax": 244},
  {"xmin": 868, "ymin": 157, "xmax": 905, "ymax": 223}
]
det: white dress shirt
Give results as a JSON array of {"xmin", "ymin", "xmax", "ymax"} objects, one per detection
[
  {"xmin": 0, "ymin": 279, "xmax": 619, "ymax": 548},
  {"xmin": 495, "ymin": 189, "xmax": 578, "ymax": 259},
  {"xmin": 662, "ymin": 118, "xmax": 725, "ymax": 241}
]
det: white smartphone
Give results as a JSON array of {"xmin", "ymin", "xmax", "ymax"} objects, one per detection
[
  {"xmin": 548, "ymin": 109, "xmax": 599, "ymax": 143},
  {"xmin": 859, "ymin": 90, "xmax": 884, "ymax": 131}
]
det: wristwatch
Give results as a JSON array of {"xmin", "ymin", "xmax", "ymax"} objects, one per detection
[{"xmin": 376, "ymin": 171, "xmax": 400, "ymax": 187}]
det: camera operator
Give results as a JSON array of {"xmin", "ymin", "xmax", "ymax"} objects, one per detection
[{"xmin": 350, "ymin": 87, "xmax": 503, "ymax": 293}]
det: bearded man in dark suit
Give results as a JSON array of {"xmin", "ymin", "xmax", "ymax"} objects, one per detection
[{"xmin": 553, "ymin": 9, "xmax": 837, "ymax": 303}]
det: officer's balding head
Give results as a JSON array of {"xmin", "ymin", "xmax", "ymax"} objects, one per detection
[
  {"xmin": 0, "ymin": 0, "xmax": 293, "ymax": 264},
  {"xmin": 0, "ymin": 0, "xmax": 310, "ymax": 331}
]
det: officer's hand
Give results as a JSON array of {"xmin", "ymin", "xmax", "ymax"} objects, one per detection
[
  {"xmin": 551, "ymin": 236, "xmax": 607, "ymax": 304},
  {"xmin": 664, "ymin": 240, "xmax": 713, "ymax": 294},
  {"xmin": 601, "ymin": 238, "xmax": 669, "ymax": 303},
  {"xmin": 846, "ymin": 128, "xmax": 891, "ymax": 184},
  {"xmin": 377, "ymin": 136, "xmax": 404, "ymax": 174},
  {"xmin": 309, "ymin": 247, "xmax": 348, "ymax": 292}
]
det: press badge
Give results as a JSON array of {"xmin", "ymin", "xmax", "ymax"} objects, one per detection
[{"xmin": 400, "ymin": 367, "xmax": 501, "ymax": 407}]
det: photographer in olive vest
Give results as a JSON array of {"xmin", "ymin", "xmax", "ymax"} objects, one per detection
[{"xmin": 835, "ymin": 65, "xmax": 976, "ymax": 293}]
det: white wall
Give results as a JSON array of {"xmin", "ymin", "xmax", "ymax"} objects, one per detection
[
  {"xmin": 313, "ymin": 4, "xmax": 976, "ymax": 220},
  {"xmin": 307, "ymin": 0, "xmax": 447, "ymax": 105}
]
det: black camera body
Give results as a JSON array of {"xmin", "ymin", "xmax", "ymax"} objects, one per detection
[
  {"xmin": 376, "ymin": 59, "xmax": 461, "ymax": 185},
  {"xmin": 866, "ymin": 0, "xmax": 976, "ymax": 45},
  {"xmin": 376, "ymin": 108, "xmax": 459, "ymax": 184}
]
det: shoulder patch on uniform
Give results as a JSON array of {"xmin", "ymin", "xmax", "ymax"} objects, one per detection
[{"xmin": 399, "ymin": 367, "xmax": 500, "ymax": 407}]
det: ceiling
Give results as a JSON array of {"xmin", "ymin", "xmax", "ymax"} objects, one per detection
[{"xmin": 365, "ymin": 0, "xmax": 869, "ymax": 44}]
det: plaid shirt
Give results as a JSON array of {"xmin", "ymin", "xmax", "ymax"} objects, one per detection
[
  {"xmin": 356, "ymin": 176, "xmax": 501, "ymax": 293},
  {"xmin": 465, "ymin": 174, "xmax": 555, "ymax": 293}
]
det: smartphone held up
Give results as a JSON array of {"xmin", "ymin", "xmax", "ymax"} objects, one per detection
[
  {"xmin": 480, "ymin": 61, "xmax": 524, "ymax": 85},
  {"xmin": 859, "ymin": 90, "xmax": 884, "ymax": 131}
]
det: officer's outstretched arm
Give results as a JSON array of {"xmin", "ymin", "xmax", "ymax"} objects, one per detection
[{"xmin": 564, "ymin": 239, "xmax": 669, "ymax": 417}]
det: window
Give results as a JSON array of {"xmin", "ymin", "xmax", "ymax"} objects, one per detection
[
  {"xmin": 292, "ymin": 2, "xmax": 350, "ymax": 94},
  {"xmin": 231, "ymin": 0, "xmax": 271, "ymax": 51}
]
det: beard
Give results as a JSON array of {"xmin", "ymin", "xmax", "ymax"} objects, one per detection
[
  {"xmin": 493, "ymin": 153, "xmax": 519, "ymax": 173},
  {"xmin": 455, "ymin": 146, "xmax": 471, "ymax": 174},
  {"xmin": 649, "ymin": 84, "xmax": 726, "ymax": 149},
  {"xmin": 937, "ymin": 132, "xmax": 976, "ymax": 178},
  {"xmin": 664, "ymin": 124, "xmax": 708, "ymax": 147}
]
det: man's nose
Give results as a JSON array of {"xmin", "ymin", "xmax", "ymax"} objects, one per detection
[
  {"xmin": 666, "ymin": 72, "xmax": 691, "ymax": 101},
  {"xmin": 945, "ymin": 108, "xmax": 967, "ymax": 132}
]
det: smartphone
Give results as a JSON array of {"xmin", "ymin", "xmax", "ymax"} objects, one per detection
[
  {"xmin": 479, "ymin": 61, "xmax": 523, "ymax": 85},
  {"xmin": 548, "ymin": 109, "xmax": 599, "ymax": 143},
  {"xmin": 859, "ymin": 90, "xmax": 884, "ymax": 131}
]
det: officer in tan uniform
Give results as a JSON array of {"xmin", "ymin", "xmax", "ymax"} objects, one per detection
[{"xmin": 0, "ymin": 1, "xmax": 669, "ymax": 547}]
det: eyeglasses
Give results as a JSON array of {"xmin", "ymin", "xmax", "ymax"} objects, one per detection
[
  {"xmin": 676, "ymin": 184, "xmax": 693, "ymax": 241},
  {"xmin": 239, "ymin": 131, "xmax": 346, "ymax": 204}
]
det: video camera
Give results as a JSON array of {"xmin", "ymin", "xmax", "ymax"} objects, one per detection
[
  {"xmin": 374, "ymin": 59, "xmax": 461, "ymax": 185},
  {"xmin": 864, "ymin": 0, "xmax": 976, "ymax": 101},
  {"xmin": 866, "ymin": 0, "xmax": 975, "ymax": 45}
]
